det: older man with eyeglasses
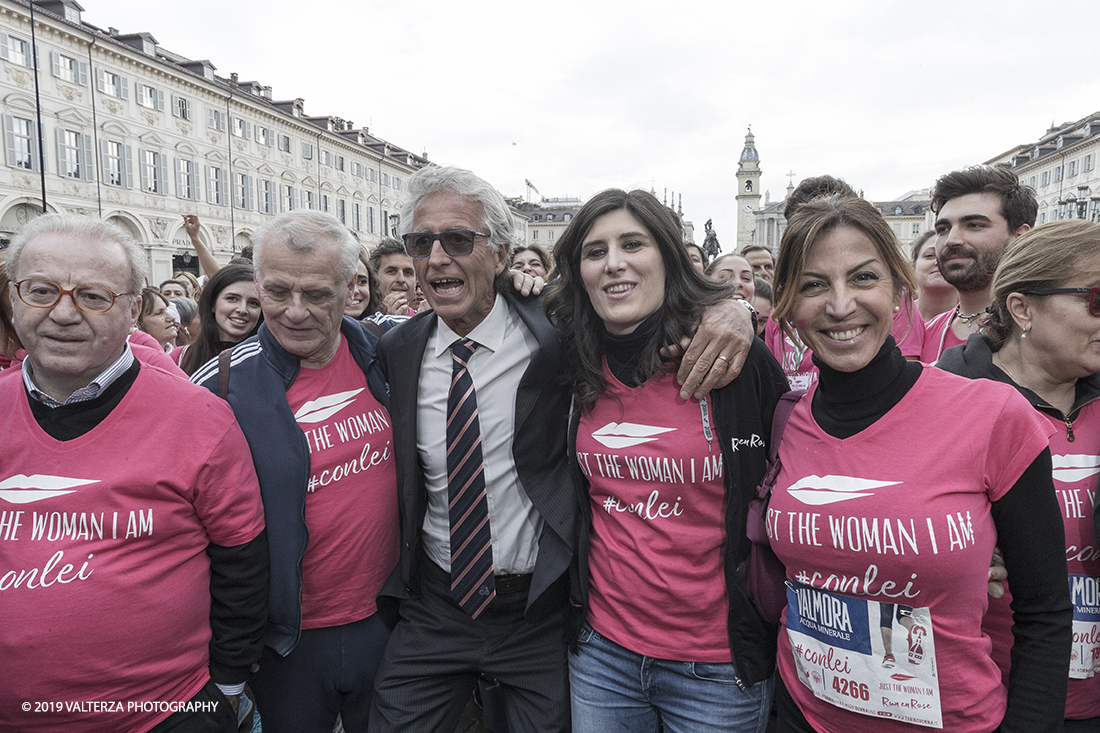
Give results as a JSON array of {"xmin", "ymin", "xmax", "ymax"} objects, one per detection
[{"xmin": 1, "ymin": 214, "xmax": 268, "ymax": 733}]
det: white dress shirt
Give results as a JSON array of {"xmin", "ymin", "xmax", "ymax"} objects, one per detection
[{"xmin": 417, "ymin": 293, "xmax": 544, "ymax": 575}]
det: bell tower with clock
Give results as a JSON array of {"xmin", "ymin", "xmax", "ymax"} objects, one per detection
[{"xmin": 735, "ymin": 127, "xmax": 762, "ymax": 252}]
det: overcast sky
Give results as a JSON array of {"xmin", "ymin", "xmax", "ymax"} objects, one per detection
[{"xmin": 85, "ymin": 0, "xmax": 1099, "ymax": 243}]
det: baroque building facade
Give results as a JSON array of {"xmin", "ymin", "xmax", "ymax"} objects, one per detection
[
  {"xmin": 753, "ymin": 184, "xmax": 930, "ymax": 257},
  {"xmin": 986, "ymin": 111, "xmax": 1100, "ymax": 226},
  {"xmin": 0, "ymin": 0, "xmax": 427, "ymax": 283}
]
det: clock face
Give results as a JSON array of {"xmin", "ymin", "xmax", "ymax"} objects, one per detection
[{"xmin": 743, "ymin": 204, "xmax": 753, "ymax": 212}]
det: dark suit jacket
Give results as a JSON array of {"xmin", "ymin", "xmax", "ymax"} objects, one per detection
[{"xmin": 377, "ymin": 290, "xmax": 576, "ymax": 623}]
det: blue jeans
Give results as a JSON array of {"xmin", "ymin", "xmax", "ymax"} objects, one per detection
[{"xmin": 569, "ymin": 623, "xmax": 773, "ymax": 733}]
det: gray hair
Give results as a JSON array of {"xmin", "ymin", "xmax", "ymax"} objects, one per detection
[
  {"xmin": 6, "ymin": 213, "xmax": 148, "ymax": 295},
  {"xmin": 399, "ymin": 165, "xmax": 515, "ymax": 253},
  {"xmin": 252, "ymin": 210, "xmax": 359, "ymax": 284},
  {"xmin": 169, "ymin": 296, "xmax": 199, "ymax": 324}
]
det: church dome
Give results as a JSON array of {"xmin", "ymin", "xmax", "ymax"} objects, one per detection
[{"xmin": 739, "ymin": 129, "xmax": 758, "ymax": 162}]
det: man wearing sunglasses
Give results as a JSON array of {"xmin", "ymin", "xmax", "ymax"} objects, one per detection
[
  {"xmin": 1, "ymin": 214, "xmax": 268, "ymax": 733},
  {"xmin": 922, "ymin": 166, "xmax": 1037, "ymax": 363},
  {"xmin": 369, "ymin": 166, "xmax": 756, "ymax": 732}
]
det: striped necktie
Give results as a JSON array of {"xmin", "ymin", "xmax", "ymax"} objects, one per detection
[{"xmin": 446, "ymin": 338, "xmax": 495, "ymax": 617}]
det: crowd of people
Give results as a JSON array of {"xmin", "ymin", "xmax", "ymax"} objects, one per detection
[{"xmin": 0, "ymin": 160, "xmax": 1097, "ymax": 733}]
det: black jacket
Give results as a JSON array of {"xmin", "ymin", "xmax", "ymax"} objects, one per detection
[
  {"xmin": 937, "ymin": 333, "xmax": 1100, "ymax": 433},
  {"xmin": 376, "ymin": 290, "xmax": 577, "ymax": 624}
]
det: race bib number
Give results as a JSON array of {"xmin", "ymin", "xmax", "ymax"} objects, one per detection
[
  {"xmin": 1070, "ymin": 574, "xmax": 1100, "ymax": 678},
  {"xmin": 788, "ymin": 373, "xmax": 814, "ymax": 391},
  {"xmin": 786, "ymin": 581, "xmax": 943, "ymax": 728}
]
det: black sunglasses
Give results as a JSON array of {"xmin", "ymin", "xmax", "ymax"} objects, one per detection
[
  {"xmin": 1022, "ymin": 287, "xmax": 1100, "ymax": 317},
  {"xmin": 401, "ymin": 229, "xmax": 488, "ymax": 258}
]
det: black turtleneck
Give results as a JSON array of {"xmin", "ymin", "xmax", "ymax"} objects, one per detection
[
  {"xmin": 811, "ymin": 336, "xmax": 921, "ymax": 439},
  {"xmin": 603, "ymin": 311, "xmax": 663, "ymax": 387}
]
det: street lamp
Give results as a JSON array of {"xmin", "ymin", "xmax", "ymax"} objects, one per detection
[{"xmin": 1059, "ymin": 186, "xmax": 1093, "ymax": 220}]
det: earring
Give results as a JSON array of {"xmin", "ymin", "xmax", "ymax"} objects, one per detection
[
  {"xmin": 1021, "ymin": 326, "xmax": 1029, "ymax": 339},
  {"xmin": 893, "ymin": 306, "xmax": 900, "ymax": 313}
]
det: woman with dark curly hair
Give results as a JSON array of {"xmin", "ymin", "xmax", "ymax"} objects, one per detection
[{"xmin": 545, "ymin": 188, "xmax": 787, "ymax": 732}]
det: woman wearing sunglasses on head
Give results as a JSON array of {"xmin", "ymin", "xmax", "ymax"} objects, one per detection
[
  {"xmin": 937, "ymin": 219, "xmax": 1100, "ymax": 730},
  {"xmin": 766, "ymin": 195, "xmax": 1071, "ymax": 733}
]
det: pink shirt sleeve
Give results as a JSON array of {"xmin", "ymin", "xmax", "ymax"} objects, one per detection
[
  {"xmin": 190, "ymin": 399, "xmax": 266, "ymax": 547},
  {"xmin": 982, "ymin": 384, "xmax": 1056, "ymax": 501},
  {"xmin": 129, "ymin": 331, "xmax": 188, "ymax": 377}
]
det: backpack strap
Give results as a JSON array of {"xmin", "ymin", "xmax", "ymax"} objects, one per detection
[
  {"xmin": 218, "ymin": 347, "xmax": 233, "ymax": 401},
  {"xmin": 360, "ymin": 317, "xmax": 384, "ymax": 340},
  {"xmin": 757, "ymin": 389, "xmax": 806, "ymax": 500}
]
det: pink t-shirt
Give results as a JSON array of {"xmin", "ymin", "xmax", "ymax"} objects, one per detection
[
  {"xmin": 921, "ymin": 309, "xmax": 965, "ymax": 364},
  {"xmin": 983, "ymin": 400, "xmax": 1100, "ymax": 720},
  {"xmin": 285, "ymin": 335, "xmax": 399, "ymax": 629},
  {"xmin": 577, "ymin": 366, "xmax": 731, "ymax": 662},
  {"xmin": 765, "ymin": 307, "xmax": 924, "ymax": 391},
  {"xmin": 0, "ymin": 365, "xmax": 265, "ymax": 733},
  {"xmin": 128, "ymin": 330, "xmax": 187, "ymax": 377},
  {"xmin": 769, "ymin": 367, "xmax": 1052, "ymax": 732}
]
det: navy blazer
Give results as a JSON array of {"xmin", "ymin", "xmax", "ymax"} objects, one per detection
[{"xmin": 377, "ymin": 290, "xmax": 576, "ymax": 622}]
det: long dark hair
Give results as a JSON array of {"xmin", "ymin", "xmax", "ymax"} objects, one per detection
[
  {"xmin": 544, "ymin": 188, "xmax": 731, "ymax": 412},
  {"xmin": 181, "ymin": 264, "xmax": 261, "ymax": 375},
  {"xmin": 352, "ymin": 248, "xmax": 384, "ymax": 318}
]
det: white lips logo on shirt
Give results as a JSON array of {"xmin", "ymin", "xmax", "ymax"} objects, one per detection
[
  {"xmin": 294, "ymin": 388, "xmax": 364, "ymax": 424},
  {"xmin": 0, "ymin": 474, "xmax": 99, "ymax": 504},
  {"xmin": 590, "ymin": 422, "xmax": 676, "ymax": 449},
  {"xmin": 786, "ymin": 475, "xmax": 902, "ymax": 505},
  {"xmin": 1052, "ymin": 454, "xmax": 1100, "ymax": 484}
]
